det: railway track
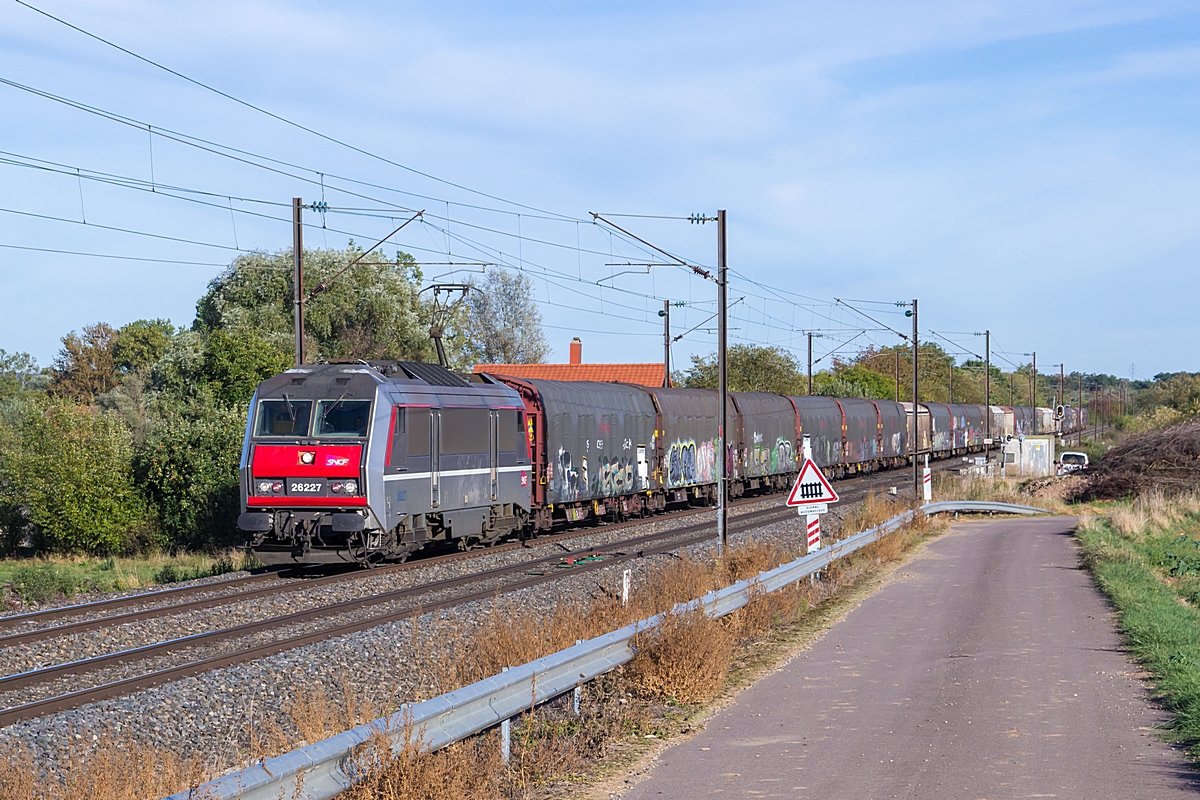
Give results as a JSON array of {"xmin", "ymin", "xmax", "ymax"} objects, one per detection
[
  {"xmin": 0, "ymin": 455, "xmax": 967, "ymax": 727},
  {"xmin": 0, "ymin": 503, "xmax": 802, "ymax": 726},
  {"xmin": 0, "ymin": 454, "xmax": 941, "ymax": 644}
]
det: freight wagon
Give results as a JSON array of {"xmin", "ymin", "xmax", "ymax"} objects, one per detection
[{"xmin": 238, "ymin": 361, "xmax": 1089, "ymax": 565}]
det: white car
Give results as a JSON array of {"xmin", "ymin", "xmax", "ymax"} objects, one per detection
[{"xmin": 1057, "ymin": 451, "xmax": 1089, "ymax": 476}]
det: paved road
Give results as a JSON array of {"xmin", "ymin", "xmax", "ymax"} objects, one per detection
[{"xmin": 621, "ymin": 516, "xmax": 1200, "ymax": 799}]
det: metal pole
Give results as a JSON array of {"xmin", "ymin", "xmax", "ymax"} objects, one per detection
[
  {"xmin": 984, "ymin": 330, "xmax": 990, "ymax": 461},
  {"xmin": 895, "ymin": 349, "xmax": 900, "ymax": 402},
  {"xmin": 663, "ymin": 300, "xmax": 671, "ymax": 387},
  {"xmin": 1031, "ymin": 351, "xmax": 1037, "ymax": 409},
  {"xmin": 1077, "ymin": 373, "xmax": 1083, "ymax": 443},
  {"xmin": 948, "ymin": 357, "xmax": 953, "ymax": 403},
  {"xmin": 911, "ymin": 298, "xmax": 919, "ymax": 501},
  {"xmin": 807, "ymin": 332, "xmax": 813, "ymax": 396},
  {"xmin": 292, "ymin": 197, "xmax": 304, "ymax": 366},
  {"xmin": 1059, "ymin": 363, "xmax": 1065, "ymax": 409},
  {"xmin": 716, "ymin": 209, "xmax": 728, "ymax": 556}
]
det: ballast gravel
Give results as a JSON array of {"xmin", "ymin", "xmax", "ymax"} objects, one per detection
[{"xmin": 0, "ymin": 486, "xmax": 895, "ymax": 780}]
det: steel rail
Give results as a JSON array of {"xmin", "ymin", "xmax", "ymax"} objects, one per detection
[
  {"xmin": 0, "ymin": 494, "xmax": 776, "ymax": 640},
  {"xmin": 0, "ymin": 458, "xmax": 942, "ymax": 644},
  {"xmin": 166, "ymin": 499, "xmax": 1052, "ymax": 800},
  {"xmin": 0, "ymin": 505, "xmax": 801, "ymax": 725}
]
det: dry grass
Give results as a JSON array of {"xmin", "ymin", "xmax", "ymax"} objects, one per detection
[
  {"xmin": 1, "ymin": 500, "xmax": 943, "ymax": 800},
  {"xmin": 0, "ymin": 734, "xmax": 208, "ymax": 800},
  {"xmin": 931, "ymin": 472, "xmax": 1073, "ymax": 514}
]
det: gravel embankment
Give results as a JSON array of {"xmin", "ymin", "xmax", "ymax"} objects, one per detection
[{"xmin": 0, "ymin": 493, "xmax": 878, "ymax": 778}]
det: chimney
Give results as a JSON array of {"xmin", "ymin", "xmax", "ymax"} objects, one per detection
[{"xmin": 569, "ymin": 337, "xmax": 582, "ymax": 365}]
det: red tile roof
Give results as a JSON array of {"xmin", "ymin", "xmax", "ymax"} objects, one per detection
[{"xmin": 473, "ymin": 363, "xmax": 667, "ymax": 387}]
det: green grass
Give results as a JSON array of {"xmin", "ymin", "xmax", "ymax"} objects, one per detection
[
  {"xmin": 0, "ymin": 550, "xmax": 258, "ymax": 606},
  {"xmin": 1077, "ymin": 509, "xmax": 1200, "ymax": 755}
]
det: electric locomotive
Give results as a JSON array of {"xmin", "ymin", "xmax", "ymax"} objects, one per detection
[{"xmin": 237, "ymin": 361, "xmax": 532, "ymax": 566}]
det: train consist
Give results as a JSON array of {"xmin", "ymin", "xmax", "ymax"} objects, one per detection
[{"xmin": 237, "ymin": 361, "xmax": 1087, "ymax": 565}]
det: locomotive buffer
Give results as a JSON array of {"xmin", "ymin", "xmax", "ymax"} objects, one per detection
[{"xmin": 786, "ymin": 436, "xmax": 839, "ymax": 551}]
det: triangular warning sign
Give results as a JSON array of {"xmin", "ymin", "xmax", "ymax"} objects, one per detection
[{"xmin": 786, "ymin": 459, "xmax": 840, "ymax": 506}]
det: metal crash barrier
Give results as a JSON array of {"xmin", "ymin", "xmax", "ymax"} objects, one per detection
[{"xmin": 164, "ymin": 500, "xmax": 1049, "ymax": 800}]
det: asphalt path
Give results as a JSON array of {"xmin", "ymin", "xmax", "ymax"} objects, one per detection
[{"xmin": 620, "ymin": 516, "xmax": 1200, "ymax": 799}]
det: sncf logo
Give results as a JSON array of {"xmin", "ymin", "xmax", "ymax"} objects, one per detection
[{"xmin": 326, "ymin": 456, "xmax": 351, "ymax": 467}]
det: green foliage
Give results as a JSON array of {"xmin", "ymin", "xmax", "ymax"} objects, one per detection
[
  {"xmin": 1137, "ymin": 374, "xmax": 1200, "ymax": 418},
  {"xmin": 201, "ymin": 329, "xmax": 293, "ymax": 406},
  {"xmin": 136, "ymin": 400, "xmax": 247, "ymax": 551},
  {"xmin": 0, "ymin": 398, "xmax": 152, "ymax": 554},
  {"xmin": 114, "ymin": 319, "xmax": 175, "ymax": 373},
  {"xmin": 1077, "ymin": 513, "xmax": 1200, "ymax": 756},
  {"xmin": 7, "ymin": 563, "xmax": 85, "ymax": 604},
  {"xmin": 817, "ymin": 365, "xmax": 894, "ymax": 399},
  {"xmin": 682, "ymin": 345, "xmax": 805, "ymax": 394},
  {"xmin": 195, "ymin": 247, "xmax": 436, "ymax": 363},
  {"xmin": 0, "ymin": 349, "xmax": 46, "ymax": 399}
]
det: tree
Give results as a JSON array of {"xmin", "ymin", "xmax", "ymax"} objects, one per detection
[
  {"xmin": 114, "ymin": 319, "xmax": 175, "ymax": 374},
  {"xmin": 49, "ymin": 322, "xmax": 118, "ymax": 401},
  {"xmin": 682, "ymin": 345, "xmax": 805, "ymax": 395},
  {"xmin": 137, "ymin": 402, "xmax": 245, "ymax": 551},
  {"xmin": 201, "ymin": 328, "xmax": 294, "ymax": 406},
  {"xmin": 195, "ymin": 246, "xmax": 436, "ymax": 363},
  {"xmin": 818, "ymin": 364, "xmax": 894, "ymax": 399},
  {"xmin": 0, "ymin": 350, "xmax": 47, "ymax": 398},
  {"xmin": 460, "ymin": 267, "xmax": 549, "ymax": 365},
  {"xmin": 0, "ymin": 399, "xmax": 152, "ymax": 554}
]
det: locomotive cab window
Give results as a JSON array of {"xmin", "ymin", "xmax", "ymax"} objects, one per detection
[
  {"xmin": 255, "ymin": 399, "xmax": 312, "ymax": 437},
  {"xmin": 315, "ymin": 400, "xmax": 371, "ymax": 437}
]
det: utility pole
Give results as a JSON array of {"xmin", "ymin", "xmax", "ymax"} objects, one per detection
[
  {"xmin": 662, "ymin": 300, "xmax": 671, "ymax": 388},
  {"xmin": 911, "ymin": 298, "xmax": 919, "ymax": 502},
  {"xmin": 895, "ymin": 349, "xmax": 900, "ymax": 402},
  {"xmin": 716, "ymin": 210, "xmax": 728, "ymax": 556},
  {"xmin": 1077, "ymin": 374, "xmax": 1083, "ymax": 442},
  {"xmin": 1009, "ymin": 373, "xmax": 1014, "ymax": 405},
  {"xmin": 292, "ymin": 197, "xmax": 304, "ymax": 366},
  {"xmin": 1031, "ymin": 351, "xmax": 1037, "ymax": 409},
  {"xmin": 948, "ymin": 358, "xmax": 953, "ymax": 403},
  {"xmin": 807, "ymin": 332, "xmax": 813, "ymax": 396},
  {"xmin": 984, "ymin": 330, "xmax": 991, "ymax": 460},
  {"xmin": 1059, "ymin": 363, "xmax": 1065, "ymax": 408}
]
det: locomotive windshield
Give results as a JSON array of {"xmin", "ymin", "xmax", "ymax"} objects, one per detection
[
  {"xmin": 256, "ymin": 399, "xmax": 313, "ymax": 437},
  {"xmin": 315, "ymin": 399, "xmax": 372, "ymax": 437}
]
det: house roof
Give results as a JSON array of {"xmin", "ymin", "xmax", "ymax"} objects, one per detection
[{"xmin": 473, "ymin": 363, "xmax": 667, "ymax": 387}]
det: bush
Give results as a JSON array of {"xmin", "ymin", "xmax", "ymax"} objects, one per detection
[
  {"xmin": 8, "ymin": 563, "xmax": 85, "ymax": 604},
  {"xmin": 137, "ymin": 401, "xmax": 247, "ymax": 551},
  {"xmin": 0, "ymin": 399, "xmax": 152, "ymax": 554}
]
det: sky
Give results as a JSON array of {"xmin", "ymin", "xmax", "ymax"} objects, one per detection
[{"xmin": 0, "ymin": 0, "xmax": 1197, "ymax": 379}]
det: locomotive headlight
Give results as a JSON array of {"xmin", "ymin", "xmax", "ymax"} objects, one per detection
[
  {"xmin": 257, "ymin": 480, "xmax": 273, "ymax": 494},
  {"xmin": 343, "ymin": 480, "xmax": 358, "ymax": 495},
  {"xmin": 271, "ymin": 481, "xmax": 284, "ymax": 493},
  {"xmin": 300, "ymin": 451, "xmax": 316, "ymax": 465},
  {"xmin": 331, "ymin": 482, "xmax": 343, "ymax": 493}
]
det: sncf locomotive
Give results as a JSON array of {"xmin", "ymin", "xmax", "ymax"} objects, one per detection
[{"xmin": 237, "ymin": 361, "xmax": 1086, "ymax": 566}]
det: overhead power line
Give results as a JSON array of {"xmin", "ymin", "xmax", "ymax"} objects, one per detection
[
  {"xmin": 12, "ymin": 0, "xmax": 576, "ymax": 221},
  {"xmin": 0, "ymin": 242, "xmax": 233, "ymax": 267}
]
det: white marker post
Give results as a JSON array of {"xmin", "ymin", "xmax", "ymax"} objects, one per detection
[
  {"xmin": 787, "ymin": 434, "xmax": 840, "ymax": 554},
  {"xmin": 922, "ymin": 454, "xmax": 932, "ymax": 503}
]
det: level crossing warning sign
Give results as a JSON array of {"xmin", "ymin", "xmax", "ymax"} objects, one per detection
[{"xmin": 786, "ymin": 459, "xmax": 840, "ymax": 508}]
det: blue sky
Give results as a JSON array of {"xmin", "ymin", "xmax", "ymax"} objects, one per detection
[{"xmin": 0, "ymin": 0, "xmax": 1197, "ymax": 378}]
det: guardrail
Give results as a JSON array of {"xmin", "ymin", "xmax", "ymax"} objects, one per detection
[{"xmin": 165, "ymin": 500, "xmax": 1048, "ymax": 800}]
